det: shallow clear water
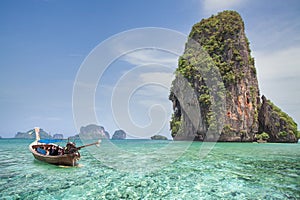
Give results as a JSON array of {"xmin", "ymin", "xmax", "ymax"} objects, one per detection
[{"xmin": 0, "ymin": 139, "xmax": 299, "ymax": 199}]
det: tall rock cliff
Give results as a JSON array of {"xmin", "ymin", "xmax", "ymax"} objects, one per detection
[{"xmin": 169, "ymin": 11, "xmax": 298, "ymax": 143}]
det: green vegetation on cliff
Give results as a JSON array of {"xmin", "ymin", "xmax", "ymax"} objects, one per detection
[
  {"xmin": 268, "ymin": 100, "xmax": 297, "ymax": 136},
  {"xmin": 258, "ymin": 95, "xmax": 298, "ymax": 142},
  {"xmin": 169, "ymin": 10, "xmax": 298, "ymax": 143},
  {"xmin": 170, "ymin": 10, "xmax": 254, "ymax": 139},
  {"xmin": 265, "ymin": 99, "xmax": 298, "ymax": 137},
  {"xmin": 188, "ymin": 10, "xmax": 256, "ymax": 86},
  {"xmin": 170, "ymin": 114, "xmax": 182, "ymax": 137},
  {"xmin": 256, "ymin": 132, "xmax": 270, "ymax": 141}
]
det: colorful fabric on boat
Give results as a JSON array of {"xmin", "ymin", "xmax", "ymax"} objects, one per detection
[{"xmin": 37, "ymin": 147, "xmax": 46, "ymax": 155}]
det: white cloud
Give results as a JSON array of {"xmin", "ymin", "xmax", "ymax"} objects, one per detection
[
  {"xmin": 121, "ymin": 48, "xmax": 178, "ymax": 67},
  {"xmin": 202, "ymin": 0, "xmax": 247, "ymax": 14},
  {"xmin": 254, "ymin": 47, "xmax": 300, "ymax": 124},
  {"xmin": 105, "ymin": 28, "xmax": 186, "ymax": 68},
  {"xmin": 139, "ymin": 72, "xmax": 175, "ymax": 88},
  {"xmin": 248, "ymin": 15, "xmax": 300, "ymax": 51},
  {"xmin": 95, "ymin": 65, "xmax": 175, "ymax": 138},
  {"xmin": 89, "ymin": 28, "xmax": 187, "ymax": 138},
  {"xmin": 254, "ymin": 47, "xmax": 300, "ymax": 81}
]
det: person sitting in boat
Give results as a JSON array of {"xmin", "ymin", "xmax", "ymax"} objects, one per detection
[
  {"xmin": 49, "ymin": 146, "xmax": 54, "ymax": 155},
  {"xmin": 54, "ymin": 146, "xmax": 60, "ymax": 156},
  {"xmin": 58, "ymin": 147, "xmax": 64, "ymax": 155},
  {"xmin": 49, "ymin": 146, "xmax": 59, "ymax": 156},
  {"xmin": 65, "ymin": 142, "xmax": 78, "ymax": 154}
]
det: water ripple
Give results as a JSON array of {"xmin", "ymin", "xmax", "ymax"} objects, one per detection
[{"xmin": 0, "ymin": 139, "xmax": 299, "ymax": 199}]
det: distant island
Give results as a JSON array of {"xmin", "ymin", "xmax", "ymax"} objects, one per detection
[
  {"xmin": 151, "ymin": 135, "xmax": 168, "ymax": 140},
  {"xmin": 53, "ymin": 134, "xmax": 63, "ymax": 139},
  {"xmin": 79, "ymin": 124, "xmax": 110, "ymax": 139},
  {"xmin": 15, "ymin": 124, "xmax": 110, "ymax": 140},
  {"xmin": 15, "ymin": 129, "xmax": 66, "ymax": 140},
  {"xmin": 169, "ymin": 11, "xmax": 299, "ymax": 143},
  {"xmin": 15, "ymin": 128, "xmax": 53, "ymax": 139},
  {"xmin": 14, "ymin": 126, "xmax": 171, "ymax": 141},
  {"xmin": 112, "ymin": 130, "xmax": 126, "ymax": 140}
]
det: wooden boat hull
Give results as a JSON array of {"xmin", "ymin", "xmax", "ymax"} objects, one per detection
[{"xmin": 29, "ymin": 141, "xmax": 80, "ymax": 166}]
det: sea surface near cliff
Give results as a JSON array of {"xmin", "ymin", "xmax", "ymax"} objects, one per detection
[{"xmin": 1, "ymin": 139, "xmax": 299, "ymax": 199}]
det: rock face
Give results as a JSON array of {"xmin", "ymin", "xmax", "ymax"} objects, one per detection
[
  {"xmin": 112, "ymin": 130, "xmax": 126, "ymax": 140},
  {"xmin": 79, "ymin": 124, "xmax": 110, "ymax": 139},
  {"xmin": 169, "ymin": 11, "xmax": 298, "ymax": 143},
  {"xmin": 258, "ymin": 96, "xmax": 298, "ymax": 143}
]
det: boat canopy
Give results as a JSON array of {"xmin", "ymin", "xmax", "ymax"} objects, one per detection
[{"xmin": 38, "ymin": 139, "xmax": 62, "ymax": 144}]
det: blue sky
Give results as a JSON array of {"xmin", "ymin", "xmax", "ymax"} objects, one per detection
[{"xmin": 0, "ymin": 0, "xmax": 299, "ymax": 138}]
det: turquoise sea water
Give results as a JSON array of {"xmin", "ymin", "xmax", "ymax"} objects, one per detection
[{"xmin": 0, "ymin": 139, "xmax": 299, "ymax": 199}]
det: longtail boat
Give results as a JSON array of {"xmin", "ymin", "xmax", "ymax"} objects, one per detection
[{"xmin": 29, "ymin": 127, "xmax": 100, "ymax": 166}]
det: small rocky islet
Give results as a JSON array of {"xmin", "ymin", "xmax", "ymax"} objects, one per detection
[
  {"xmin": 112, "ymin": 130, "xmax": 127, "ymax": 140},
  {"xmin": 150, "ymin": 135, "xmax": 168, "ymax": 140},
  {"xmin": 169, "ymin": 10, "xmax": 299, "ymax": 143}
]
